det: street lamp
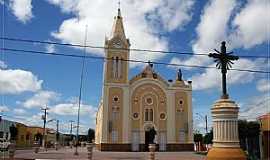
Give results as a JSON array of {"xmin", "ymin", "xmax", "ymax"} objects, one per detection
[
  {"xmin": 196, "ymin": 113, "xmax": 208, "ymax": 134},
  {"xmin": 47, "ymin": 119, "xmax": 60, "ymax": 150}
]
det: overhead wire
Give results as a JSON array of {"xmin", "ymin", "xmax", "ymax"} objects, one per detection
[
  {"xmin": 1, "ymin": 47, "xmax": 269, "ymax": 74},
  {"xmin": 1, "ymin": 37, "xmax": 270, "ymax": 59}
]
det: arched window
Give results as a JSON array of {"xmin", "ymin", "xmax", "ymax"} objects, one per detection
[
  {"xmin": 115, "ymin": 57, "xmax": 119, "ymax": 78},
  {"xmin": 112, "ymin": 57, "xmax": 116, "ymax": 78},
  {"xmin": 145, "ymin": 109, "xmax": 153, "ymax": 121},
  {"xmin": 149, "ymin": 109, "xmax": 153, "ymax": 121}
]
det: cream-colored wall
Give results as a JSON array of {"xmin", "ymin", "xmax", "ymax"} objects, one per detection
[
  {"xmin": 128, "ymin": 78, "xmax": 192, "ymax": 144},
  {"xmin": 174, "ymin": 91, "xmax": 188, "ymax": 142},
  {"xmin": 95, "ymin": 102, "xmax": 103, "ymax": 143},
  {"xmin": 108, "ymin": 87, "xmax": 124, "ymax": 143}
]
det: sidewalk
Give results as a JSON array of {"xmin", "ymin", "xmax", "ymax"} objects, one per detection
[{"xmin": 12, "ymin": 147, "xmax": 205, "ymax": 160}]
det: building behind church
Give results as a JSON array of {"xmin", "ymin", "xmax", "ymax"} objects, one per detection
[{"xmin": 95, "ymin": 8, "xmax": 193, "ymax": 151}]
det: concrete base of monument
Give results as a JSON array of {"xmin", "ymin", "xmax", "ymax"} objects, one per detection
[{"xmin": 206, "ymin": 147, "xmax": 246, "ymax": 160}]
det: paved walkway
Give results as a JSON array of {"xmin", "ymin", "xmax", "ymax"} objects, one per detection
[{"xmin": 11, "ymin": 147, "xmax": 206, "ymax": 160}]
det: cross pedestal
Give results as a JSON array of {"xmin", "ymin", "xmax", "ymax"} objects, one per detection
[{"xmin": 206, "ymin": 98, "xmax": 246, "ymax": 160}]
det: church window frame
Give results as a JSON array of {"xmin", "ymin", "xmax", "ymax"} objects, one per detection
[
  {"xmin": 111, "ymin": 130, "xmax": 118, "ymax": 143},
  {"xmin": 113, "ymin": 96, "xmax": 119, "ymax": 102},
  {"xmin": 145, "ymin": 96, "xmax": 153, "ymax": 105},
  {"xmin": 112, "ymin": 106, "xmax": 119, "ymax": 120},
  {"xmin": 159, "ymin": 112, "xmax": 167, "ymax": 120},
  {"xmin": 145, "ymin": 108, "xmax": 154, "ymax": 122},
  {"xmin": 177, "ymin": 98, "xmax": 184, "ymax": 113},
  {"xmin": 132, "ymin": 112, "xmax": 139, "ymax": 120}
]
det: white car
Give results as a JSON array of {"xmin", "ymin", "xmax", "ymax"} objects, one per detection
[{"xmin": 0, "ymin": 138, "xmax": 10, "ymax": 151}]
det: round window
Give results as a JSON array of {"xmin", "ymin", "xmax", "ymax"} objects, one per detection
[
  {"xmin": 179, "ymin": 100, "xmax": 183, "ymax": 105},
  {"xmin": 146, "ymin": 97, "xmax": 153, "ymax": 105},
  {"xmin": 133, "ymin": 113, "xmax": 139, "ymax": 119},
  {"xmin": 160, "ymin": 113, "xmax": 166, "ymax": 120},
  {"xmin": 113, "ymin": 96, "xmax": 119, "ymax": 102}
]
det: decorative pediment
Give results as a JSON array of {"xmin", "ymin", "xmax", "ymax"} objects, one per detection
[{"xmin": 129, "ymin": 63, "xmax": 169, "ymax": 86}]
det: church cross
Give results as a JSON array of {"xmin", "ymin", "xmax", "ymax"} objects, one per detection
[
  {"xmin": 209, "ymin": 41, "xmax": 239, "ymax": 99},
  {"xmin": 118, "ymin": 0, "xmax": 121, "ymax": 10}
]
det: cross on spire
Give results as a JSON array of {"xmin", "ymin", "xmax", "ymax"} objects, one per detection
[
  {"xmin": 117, "ymin": 0, "xmax": 121, "ymax": 17},
  {"xmin": 118, "ymin": 0, "xmax": 121, "ymax": 10},
  {"xmin": 209, "ymin": 41, "xmax": 239, "ymax": 99}
]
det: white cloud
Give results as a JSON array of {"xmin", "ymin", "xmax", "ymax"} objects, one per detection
[
  {"xmin": 191, "ymin": 58, "xmax": 266, "ymax": 90},
  {"xmin": 147, "ymin": 0, "xmax": 194, "ymax": 32},
  {"xmin": 13, "ymin": 108, "xmax": 27, "ymax": 115},
  {"xmin": 0, "ymin": 68, "xmax": 42, "ymax": 94},
  {"xmin": 0, "ymin": 105, "xmax": 9, "ymax": 112},
  {"xmin": 169, "ymin": 56, "xmax": 210, "ymax": 70},
  {"xmin": 230, "ymin": 0, "xmax": 270, "ymax": 49},
  {"xmin": 239, "ymin": 94, "xmax": 270, "ymax": 121},
  {"xmin": 45, "ymin": 44, "xmax": 56, "ymax": 53},
  {"xmin": 0, "ymin": 0, "xmax": 4, "ymax": 5},
  {"xmin": 9, "ymin": 0, "xmax": 33, "ymax": 23},
  {"xmin": 192, "ymin": 0, "xmax": 237, "ymax": 55},
  {"xmin": 257, "ymin": 79, "xmax": 270, "ymax": 93},
  {"xmin": 51, "ymin": 102, "xmax": 97, "ymax": 116},
  {"xmin": 22, "ymin": 90, "xmax": 59, "ymax": 108},
  {"xmin": 174, "ymin": 0, "xmax": 269, "ymax": 71},
  {"xmin": 170, "ymin": 0, "xmax": 237, "ymax": 69},
  {"xmin": 0, "ymin": 60, "xmax": 7, "ymax": 69},
  {"xmin": 48, "ymin": 0, "xmax": 194, "ymax": 68}
]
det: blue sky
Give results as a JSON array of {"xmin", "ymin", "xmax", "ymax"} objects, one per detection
[{"xmin": 0, "ymin": 0, "xmax": 269, "ymax": 134}]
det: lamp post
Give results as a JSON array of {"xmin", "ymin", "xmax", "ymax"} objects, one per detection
[
  {"xmin": 196, "ymin": 113, "xmax": 208, "ymax": 134},
  {"xmin": 47, "ymin": 119, "xmax": 59, "ymax": 150},
  {"xmin": 41, "ymin": 107, "xmax": 49, "ymax": 150}
]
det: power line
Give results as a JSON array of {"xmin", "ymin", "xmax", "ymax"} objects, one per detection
[
  {"xmin": 1, "ymin": 37, "xmax": 269, "ymax": 59},
  {"xmin": 1, "ymin": 47, "xmax": 269, "ymax": 74}
]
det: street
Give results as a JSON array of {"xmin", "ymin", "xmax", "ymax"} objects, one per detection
[{"xmin": 1, "ymin": 147, "xmax": 206, "ymax": 160}]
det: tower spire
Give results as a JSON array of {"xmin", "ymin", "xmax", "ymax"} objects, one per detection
[{"xmin": 110, "ymin": 0, "xmax": 125, "ymax": 39}]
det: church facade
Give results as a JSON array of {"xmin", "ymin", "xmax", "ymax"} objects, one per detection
[{"xmin": 95, "ymin": 9, "xmax": 193, "ymax": 151}]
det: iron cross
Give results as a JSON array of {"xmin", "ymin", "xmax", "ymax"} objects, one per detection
[{"xmin": 209, "ymin": 41, "xmax": 239, "ymax": 99}]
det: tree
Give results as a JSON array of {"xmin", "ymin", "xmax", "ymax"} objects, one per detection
[
  {"xmin": 87, "ymin": 128, "xmax": 95, "ymax": 142},
  {"xmin": 9, "ymin": 124, "xmax": 18, "ymax": 141},
  {"xmin": 194, "ymin": 132, "xmax": 203, "ymax": 143},
  {"xmin": 203, "ymin": 129, "xmax": 213, "ymax": 144},
  {"xmin": 238, "ymin": 120, "xmax": 261, "ymax": 159}
]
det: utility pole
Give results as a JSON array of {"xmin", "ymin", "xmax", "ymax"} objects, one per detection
[
  {"xmin": 69, "ymin": 120, "xmax": 74, "ymax": 140},
  {"xmin": 56, "ymin": 119, "xmax": 59, "ymax": 150},
  {"xmin": 74, "ymin": 25, "xmax": 88, "ymax": 156},
  {"xmin": 41, "ymin": 107, "xmax": 49, "ymax": 149},
  {"xmin": 69, "ymin": 120, "xmax": 75, "ymax": 148},
  {"xmin": 56, "ymin": 120, "xmax": 59, "ymax": 141},
  {"xmin": 205, "ymin": 115, "xmax": 208, "ymax": 133}
]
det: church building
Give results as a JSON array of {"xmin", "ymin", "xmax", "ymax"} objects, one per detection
[{"xmin": 95, "ymin": 8, "xmax": 193, "ymax": 151}]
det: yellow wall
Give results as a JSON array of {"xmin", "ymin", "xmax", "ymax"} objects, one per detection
[
  {"xmin": 259, "ymin": 113, "xmax": 270, "ymax": 131},
  {"xmin": 108, "ymin": 87, "xmax": 123, "ymax": 143},
  {"xmin": 175, "ymin": 91, "xmax": 188, "ymax": 142},
  {"xmin": 16, "ymin": 123, "xmax": 28, "ymax": 147}
]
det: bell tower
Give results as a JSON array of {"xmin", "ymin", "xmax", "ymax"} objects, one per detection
[
  {"xmin": 100, "ymin": 6, "xmax": 131, "ymax": 145},
  {"xmin": 104, "ymin": 8, "xmax": 130, "ymax": 84}
]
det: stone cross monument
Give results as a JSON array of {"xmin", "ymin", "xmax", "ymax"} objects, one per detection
[{"xmin": 206, "ymin": 42, "xmax": 246, "ymax": 160}]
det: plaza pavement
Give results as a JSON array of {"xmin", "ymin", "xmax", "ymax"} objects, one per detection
[{"xmin": 8, "ymin": 147, "xmax": 206, "ymax": 160}]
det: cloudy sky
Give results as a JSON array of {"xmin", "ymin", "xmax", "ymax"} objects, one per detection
[{"xmin": 0, "ymin": 0, "xmax": 269, "ymax": 134}]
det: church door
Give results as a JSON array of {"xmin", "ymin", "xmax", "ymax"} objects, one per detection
[
  {"xmin": 145, "ymin": 131, "xmax": 150, "ymax": 151},
  {"xmin": 145, "ymin": 128, "xmax": 156, "ymax": 151},
  {"xmin": 159, "ymin": 132, "xmax": 167, "ymax": 151},
  {"xmin": 132, "ymin": 131, "xmax": 140, "ymax": 151}
]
